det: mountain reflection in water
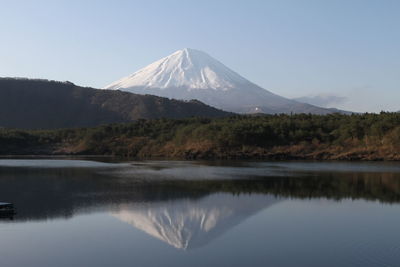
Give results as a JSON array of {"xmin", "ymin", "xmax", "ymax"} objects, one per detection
[
  {"xmin": 0, "ymin": 160, "xmax": 399, "ymax": 224},
  {"xmin": 1, "ymin": 160, "xmax": 400, "ymax": 267},
  {"xmin": 112, "ymin": 194, "xmax": 278, "ymax": 250}
]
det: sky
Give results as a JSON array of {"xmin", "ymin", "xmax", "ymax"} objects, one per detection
[{"xmin": 0, "ymin": 0, "xmax": 399, "ymax": 112}]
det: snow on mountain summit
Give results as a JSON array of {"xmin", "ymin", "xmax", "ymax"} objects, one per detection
[
  {"xmin": 105, "ymin": 48, "xmax": 249, "ymax": 90},
  {"xmin": 105, "ymin": 49, "xmax": 347, "ymax": 114}
]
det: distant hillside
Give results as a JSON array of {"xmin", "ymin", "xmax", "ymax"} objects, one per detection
[{"xmin": 0, "ymin": 78, "xmax": 231, "ymax": 129}]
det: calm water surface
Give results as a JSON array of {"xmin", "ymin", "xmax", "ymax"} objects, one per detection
[{"xmin": 0, "ymin": 159, "xmax": 399, "ymax": 267}]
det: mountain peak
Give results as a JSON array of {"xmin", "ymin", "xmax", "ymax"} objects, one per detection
[
  {"xmin": 178, "ymin": 47, "xmax": 201, "ymax": 54},
  {"xmin": 175, "ymin": 48, "xmax": 213, "ymax": 58},
  {"xmin": 105, "ymin": 49, "xmax": 349, "ymax": 114},
  {"xmin": 105, "ymin": 48, "xmax": 249, "ymax": 90}
]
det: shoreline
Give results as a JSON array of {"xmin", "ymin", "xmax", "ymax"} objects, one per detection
[{"xmin": 0, "ymin": 152, "xmax": 398, "ymax": 161}]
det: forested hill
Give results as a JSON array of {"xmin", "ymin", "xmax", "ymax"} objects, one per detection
[
  {"xmin": 0, "ymin": 78, "xmax": 231, "ymax": 129},
  {"xmin": 1, "ymin": 113, "xmax": 399, "ymax": 160}
]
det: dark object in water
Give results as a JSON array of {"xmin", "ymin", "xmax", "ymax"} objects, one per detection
[{"xmin": 0, "ymin": 202, "xmax": 16, "ymax": 219}]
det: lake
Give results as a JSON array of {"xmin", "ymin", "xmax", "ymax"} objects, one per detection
[{"xmin": 0, "ymin": 159, "xmax": 399, "ymax": 267}]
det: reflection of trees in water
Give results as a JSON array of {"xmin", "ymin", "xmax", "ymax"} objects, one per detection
[
  {"xmin": 0, "ymin": 167, "xmax": 399, "ymax": 222},
  {"xmin": 206, "ymin": 172, "xmax": 400, "ymax": 203}
]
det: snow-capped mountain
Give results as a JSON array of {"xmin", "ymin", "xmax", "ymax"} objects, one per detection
[
  {"xmin": 105, "ymin": 48, "xmax": 343, "ymax": 114},
  {"xmin": 106, "ymin": 48, "xmax": 250, "ymax": 91}
]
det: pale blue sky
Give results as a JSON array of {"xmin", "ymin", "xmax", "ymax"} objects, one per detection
[{"xmin": 0, "ymin": 0, "xmax": 399, "ymax": 112}]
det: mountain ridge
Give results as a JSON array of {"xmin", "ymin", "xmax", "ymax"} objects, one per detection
[{"xmin": 0, "ymin": 77, "xmax": 231, "ymax": 129}]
